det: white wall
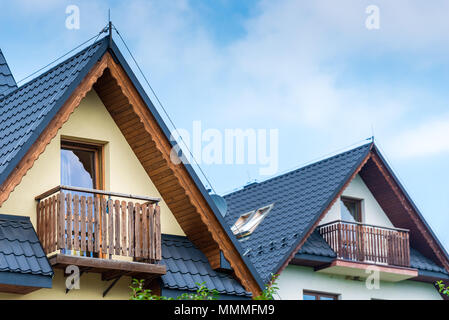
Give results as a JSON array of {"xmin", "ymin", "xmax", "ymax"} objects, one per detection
[
  {"xmin": 277, "ymin": 265, "xmax": 442, "ymax": 300},
  {"xmin": 319, "ymin": 174, "xmax": 394, "ymax": 228}
]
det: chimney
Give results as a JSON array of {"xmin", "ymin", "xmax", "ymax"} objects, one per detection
[{"xmin": 0, "ymin": 49, "xmax": 17, "ymax": 98}]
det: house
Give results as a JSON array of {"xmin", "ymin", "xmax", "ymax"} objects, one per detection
[
  {"xmin": 0, "ymin": 33, "xmax": 264, "ymax": 299},
  {"xmin": 224, "ymin": 143, "xmax": 449, "ymax": 300}
]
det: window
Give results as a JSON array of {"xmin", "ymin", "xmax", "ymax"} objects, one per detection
[
  {"xmin": 340, "ymin": 197, "xmax": 362, "ymax": 223},
  {"xmin": 303, "ymin": 290, "xmax": 339, "ymax": 300},
  {"xmin": 231, "ymin": 204, "xmax": 274, "ymax": 239},
  {"xmin": 61, "ymin": 140, "xmax": 103, "ymax": 258},
  {"xmin": 61, "ymin": 140, "xmax": 103, "ymax": 189}
]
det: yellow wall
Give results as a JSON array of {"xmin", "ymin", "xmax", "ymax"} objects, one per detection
[
  {"xmin": 0, "ymin": 90, "xmax": 185, "ymax": 299},
  {"xmin": 0, "ymin": 90, "xmax": 184, "ymax": 235},
  {"xmin": 0, "ymin": 270, "xmax": 133, "ymax": 300}
]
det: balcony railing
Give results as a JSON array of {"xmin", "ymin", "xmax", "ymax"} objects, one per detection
[
  {"xmin": 319, "ymin": 220, "xmax": 410, "ymax": 267},
  {"xmin": 35, "ymin": 185, "xmax": 162, "ymax": 263}
]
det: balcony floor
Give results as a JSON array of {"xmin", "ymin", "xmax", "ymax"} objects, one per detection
[
  {"xmin": 48, "ymin": 253, "xmax": 166, "ymax": 281},
  {"xmin": 316, "ymin": 259, "xmax": 418, "ymax": 282}
]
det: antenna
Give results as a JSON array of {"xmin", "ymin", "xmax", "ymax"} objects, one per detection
[{"xmin": 108, "ymin": 9, "xmax": 112, "ymax": 46}]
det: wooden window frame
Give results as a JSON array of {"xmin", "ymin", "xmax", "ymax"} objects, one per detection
[
  {"xmin": 61, "ymin": 139, "xmax": 105, "ymax": 190},
  {"xmin": 303, "ymin": 290, "xmax": 339, "ymax": 300},
  {"xmin": 341, "ymin": 196, "xmax": 363, "ymax": 223}
]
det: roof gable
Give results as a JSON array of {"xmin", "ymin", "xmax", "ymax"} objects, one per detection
[
  {"xmin": 224, "ymin": 143, "xmax": 372, "ymax": 281},
  {"xmin": 225, "ymin": 143, "xmax": 449, "ymax": 282},
  {"xmin": 0, "ymin": 36, "xmax": 264, "ymax": 294}
]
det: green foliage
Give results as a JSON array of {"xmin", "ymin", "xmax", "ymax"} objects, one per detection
[
  {"xmin": 130, "ymin": 279, "xmax": 219, "ymax": 300},
  {"xmin": 130, "ymin": 279, "xmax": 172, "ymax": 300},
  {"xmin": 177, "ymin": 282, "xmax": 220, "ymax": 300},
  {"xmin": 253, "ymin": 274, "xmax": 279, "ymax": 300},
  {"xmin": 436, "ymin": 280, "xmax": 449, "ymax": 297}
]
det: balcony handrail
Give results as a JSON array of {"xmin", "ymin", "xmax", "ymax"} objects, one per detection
[
  {"xmin": 35, "ymin": 185, "xmax": 161, "ymax": 203},
  {"xmin": 319, "ymin": 219, "xmax": 409, "ymax": 233},
  {"xmin": 319, "ymin": 219, "xmax": 411, "ymax": 267},
  {"xmin": 36, "ymin": 188, "xmax": 162, "ymax": 262}
]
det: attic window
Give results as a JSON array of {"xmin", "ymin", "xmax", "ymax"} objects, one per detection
[
  {"xmin": 341, "ymin": 197, "xmax": 362, "ymax": 223},
  {"xmin": 231, "ymin": 204, "xmax": 274, "ymax": 239}
]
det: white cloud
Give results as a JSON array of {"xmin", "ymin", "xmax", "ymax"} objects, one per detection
[{"xmin": 388, "ymin": 116, "xmax": 449, "ymax": 158}]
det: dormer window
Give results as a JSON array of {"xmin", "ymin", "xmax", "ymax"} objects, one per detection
[
  {"xmin": 341, "ymin": 197, "xmax": 362, "ymax": 223},
  {"xmin": 231, "ymin": 204, "xmax": 274, "ymax": 239}
]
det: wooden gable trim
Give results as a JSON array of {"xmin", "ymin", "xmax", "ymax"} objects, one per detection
[
  {"xmin": 275, "ymin": 147, "xmax": 373, "ymax": 276},
  {"xmin": 96, "ymin": 53, "xmax": 261, "ymax": 295},
  {"xmin": 367, "ymin": 152, "xmax": 449, "ymax": 271},
  {"xmin": 0, "ymin": 54, "xmax": 109, "ymax": 206}
]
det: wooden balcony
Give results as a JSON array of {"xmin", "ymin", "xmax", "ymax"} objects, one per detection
[
  {"xmin": 319, "ymin": 220, "xmax": 411, "ymax": 267},
  {"xmin": 35, "ymin": 186, "xmax": 166, "ymax": 282}
]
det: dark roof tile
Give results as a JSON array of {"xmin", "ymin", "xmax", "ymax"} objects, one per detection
[
  {"xmin": 0, "ymin": 215, "xmax": 53, "ymax": 276},
  {"xmin": 161, "ymin": 234, "xmax": 250, "ymax": 297}
]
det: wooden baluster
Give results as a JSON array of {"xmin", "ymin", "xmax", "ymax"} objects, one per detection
[
  {"xmin": 43, "ymin": 198, "xmax": 49, "ymax": 253},
  {"xmin": 101, "ymin": 197, "xmax": 107, "ymax": 256},
  {"xmin": 94, "ymin": 196, "xmax": 101, "ymax": 254},
  {"xmin": 121, "ymin": 201, "xmax": 127, "ymax": 256},
  {"xmin": 51, "ymin": 196, "xmax": 57, "ymax": 253},
  {"xmin": 114, "ymin": 200, "xmax": 121, "ymax": 256},
  {"xmin": 87, "ymin": 197, "xmax": 93, "ymax": 254},
  {"xmin": 154, "ymin": 204, "xmax": 161, "ymax": 261},
  {"xmin": 80, "ymin": 196, "xmax": 87, "ymax": 253},
  {"xmin": 58, "ymin": 192, "xmax": 65, "ymax": 250},
  {"xmin": 36, "ymin": 201, "xmax": 41, "ymax": 242},
  {"xmin": 66, "ymin": 194, "xmax": 72, "ymax": 251},
  {"xmin": 142, "ymin": 203, "xmax": 149, "ymax": 259},
  {"xmin": 73, "ymin": 195, "xmax": 80, "ymax": 252},
  {"xmin": 405, "ymin": 232, "xmax": 410, "ymax": 267},
  {"xmin": 107, "ymin": 199, "xmax": 114, "ymax": 257},
  {"xmin": 148, "ymin": 204, "xmax": 155, "ymax": 260},
  {"xmin": 379, "ymin": 229, "xmax": 383, "ymax": 263},
  {"xmin": 337, "ymin": 223, "xmax": 342, "ymax": 259},
  {"xmin": 134, "ymin": 203, "xmax": 141, "ymax": 258},
  {"xmin": 128, "ymin": 202, "xmax": 134, "ymax": 257}
]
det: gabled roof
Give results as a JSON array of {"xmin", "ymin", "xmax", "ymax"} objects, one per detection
[
  {"xmin": 161, "ymin": 234, "xmax": 250, "ymax": 297},
  {"xmin": 0, "ymin": 214, "xmax": 53, "ymax": 291},
  {"xmin": 224, "ymin": 143, "xmax": 449, "ymax": 283},
  {"xmin": 0, "ymin": 35, "xmax": 264, "ymax": 294},
  {"xmin": 0, "ymin": 49, "xmax": 17, "ymax": 98},
  {"xmin": 224, "ymin": 143, "xmax": 372, "ymax": 281}
]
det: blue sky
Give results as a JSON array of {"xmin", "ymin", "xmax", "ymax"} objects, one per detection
[{"xmin": 0, "ymin": 0, "xmax": 448, "ymax": 250}]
